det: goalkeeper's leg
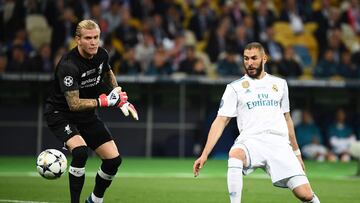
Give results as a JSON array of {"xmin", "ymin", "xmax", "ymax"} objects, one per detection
[
  {"xmin": 88, "ymin": 141, "xmax": 121, "ymax": 203},
  {"xmin": 288, "ymin": 176, "xmax": 320, "ymax": 203},
  {"xmin": 68, "ymin": 144, "xmax": 88, "ymax": 203}
]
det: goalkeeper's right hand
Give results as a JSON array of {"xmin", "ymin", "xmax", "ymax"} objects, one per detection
[
  {"xmin": 119, "ymin": 102, "xmax": 139, "ymax": 120},
  {"xmin": 98, "ymin": 87, "xmax": 128, "ymax": 107}
]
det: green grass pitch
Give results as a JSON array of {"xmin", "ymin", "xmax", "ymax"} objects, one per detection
[{"xmin": 0, "ymin": 157, "xmax": 359, "ymax": 202}]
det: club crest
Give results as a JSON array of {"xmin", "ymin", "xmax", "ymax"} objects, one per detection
[
  {"xmin": 242, "ymin": 81, "xmax": 249, "ymax": 88},
  {"xmin": 272, "ymin": 84, "xmax": 278, "ymax": 92}
]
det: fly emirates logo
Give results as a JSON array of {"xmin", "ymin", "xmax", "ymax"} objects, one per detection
[{"xmin": 246, "ymin": 93, "xmax": 279, "ymax": 110}]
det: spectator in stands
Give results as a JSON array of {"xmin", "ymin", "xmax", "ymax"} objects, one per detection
[
  {"xmin": 50, "ymin": 6, "xmax": 77, "ymax": 53},
  {"xmin": 113, "ymin": 7, "xmax": 139, "ymax": 47},
  {"xmin": 130, "ymin": 0, "xmax": 155, "ymax": 20},
  {"xmin": 166, "ymin": 32, "xmax": 187, "ymax": 71},
  {"xmin": 188, "ymin": 1, "xmax": 217, "ymax": 41},
  {"xmin": 150, "ymin": 13, "xmax": 168, "ymax": 46},
  {"xmin": 216, "ymin": 48, "xmax": 242, "ymax": 76},
  {"xmin": 9, "ymin": 29, "xmax": 34, "ymax": 57},
  {"xmin": 28, "ymin": 43, "xmax": 53, "ymax": 72},
  {"xmin": 295, "ymin": 110, "xmax": 331, "ymax": 162},
  {"xmin": 6, "ymin": 44, "xmax": 28, "ymax": 72},
  {"xmin": 313, "ymin": 48, "xmax": 339, "ymax": 78},
  {"xmin": 252, "ymin": 0, "xmax": 276, "ymax": 42},
  {"xmin": 324, "ymin": 28, "xmax": 347, "ymax": 64},
  {"xmin": 89, "ymin": 3, "xmax": 109, "ymax": 40},
  {"xmin": 193, "ymin": 58, "xmax": 207, "ymax": 76},
  {"xmin": 313, "ymin": 4, "xmax": 342, "ymax": 54},
  {"xmin": 0, "ymin": 53, "xmax": 8, "ymax": 73},
  {"xmin": 277, "ymin": 46, "xmax": 303, "ymax": 78},
  {"xmin": 328, "ymin": 108, "xmax": 357, "ymax": 162},
  {"xmin": 263, "ymin": 26, "xmax": 284, "ymax": 74},
  {"xmin": 227, "ymin": 0, "xmax": 248, "ymax": 26},
  {"xmin": 338, "ymin": 50, "xmax": 360, "ymax": 79},
  {"xmin": 163, "ymin": 3, "xmax": 184, "ymax": 40},
  {"xmin": 134, "ymin": 32, "xmax": 156, "ymax": 73},
  {"xmin": 279, "ymin": 0, "xmax": 307, "ymax": 34},
  {"xmin": 1, "ymin": 0, "xmax": 26, "ymax": 43},
  {"xmin": 232, "ymin": 25, "xmax": 249, "ymax": 54},
  {"xmin": 243, "ymin": 15, "xmax": 256, "ymax": 43},
  {"xmin": 205, "ymin": 16, "xmax": 232, "ymax": 63},
  {"xmin": 177, "ymin": 45, "xmax": 198, "ymax": 74},
  {"xmin": 340, "ymin": 0, "xmax": 360, "ymax": 34},
  {"xmin": 119, "ymin": 46, "xmax": 142, "ymax": 75},
  {"xmin": 102, "ymin": 0, "xmax": 122, "ymax": 33},
  {"xmin": 146, "ymin": 45, "xmax": 173, "ymax": 75},
  {"xmin": 103, "ymin": 35, "xmax": 122, "ymax": 75}
]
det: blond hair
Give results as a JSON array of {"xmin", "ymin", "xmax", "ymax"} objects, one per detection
[{"xmin": 75, "ymin": 19, "xmax": 100, "ymax": 37}]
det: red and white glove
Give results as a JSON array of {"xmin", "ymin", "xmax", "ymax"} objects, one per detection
[
  {"xmin": 119, "ymin": 102, "xmax": 139, "ymax": 120},
  {"xmin": 98, "ymin": 87, "xmax": 128, "ymax": 107}
]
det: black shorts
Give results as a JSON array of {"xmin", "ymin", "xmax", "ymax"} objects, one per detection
[{"xmin": 44, "ymin": 108, "xmax": 113, "ymax": 151}]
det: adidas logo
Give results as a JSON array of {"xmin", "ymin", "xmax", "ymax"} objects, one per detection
[{"xmin": 110, "ymin": 93, "xmax": 117, "ymax": 100}]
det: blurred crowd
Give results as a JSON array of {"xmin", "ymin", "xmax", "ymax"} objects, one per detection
[
  {"xmin": 0, "ymin": 0, "xmax": 360, "ymax": 78},
  {"xmin": 293, "ymin": 108, "xmax": 358, "ymax": 162}
]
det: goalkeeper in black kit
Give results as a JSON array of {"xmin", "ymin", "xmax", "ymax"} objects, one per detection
[{"xmin": 44, "ymin": 19, "xmax": 138, "ymax": 203}]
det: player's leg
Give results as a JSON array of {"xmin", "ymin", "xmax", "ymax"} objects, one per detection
[
  {"xmin": 287, "ymin": 176, "xmax": 320, "ymax": 203},
  {"xmin": 45, "ymin": 110, "xmax": 87, "ymax": 203},
  {"xmin": 87, "ymin": 141, "xmax": 121, "ymax": 203},
  {"xmin": 82, "ymin": 117, "xmax": 121, "ymax": 203},
  {"xmin": 228, "ymin": 148, "xmax": 247, "ymax": 203},
  {"xmin": 67, "ymin": 135, "xmax": 88, "ymax": 203}
]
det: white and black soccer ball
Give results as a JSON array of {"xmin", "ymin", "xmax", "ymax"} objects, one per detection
[{"xmin": 36, "ymin": 149, "xmax": 67, "ymax": 180}]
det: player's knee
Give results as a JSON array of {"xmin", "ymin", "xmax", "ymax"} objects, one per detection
[
  {"xmin": 101, "ymin": 156, "xmax": 122, "ymax": 175},
  {"xmin": 71, "ymin": 146, "xmax": 88, "ymax": 166},
  {"xmin": 297, "ymin": 192, "xmax": 314, "ymax": 202},
  {"xmin": 229, "ymin": 148, "xmax": 246, "ymax": 163}
]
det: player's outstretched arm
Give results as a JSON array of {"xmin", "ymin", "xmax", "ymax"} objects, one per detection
[
  {"xmin": 193, "ymin": 116, "xmax": 231, "ymax": 177},
  {"xmin": 284, "ymin": 112, "xmax": 305, "ymax": 170},
  {"xmin": 65, "ymin": 90, "xmax": 98, "ymax": 111},
  {"xmin": 65, "ymin": 87, "xmax": 125, "ymax": 111}
]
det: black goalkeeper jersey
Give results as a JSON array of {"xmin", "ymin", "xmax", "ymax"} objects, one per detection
[{"xmin": 45, "ymin": 47, "xmax": 111, "ymax": 114}]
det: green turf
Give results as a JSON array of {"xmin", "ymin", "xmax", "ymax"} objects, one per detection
[{"xmin": 0, "ymin": 157, "xmax": 359, "ymax": 202}]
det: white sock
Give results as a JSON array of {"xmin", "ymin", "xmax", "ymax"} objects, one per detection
[
  {"xmin": 303, "ymin": 194, "xmax": 320, "ymax": 203},
  {"xmin": 91, "ymin": 193, "xmax": 103, "ymax": 203},
  {"xmin": 227, "ymin": 158, "xmax": 243, "ymax": 203}
]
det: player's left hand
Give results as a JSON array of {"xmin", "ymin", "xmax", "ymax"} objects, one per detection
[
  {"xmin": 119, "ymin": 102, "xmax": 139, "ymax": 120},
  {"xmin": 193, "ymin": 155, "xmax": 207, "ymax": 177}
]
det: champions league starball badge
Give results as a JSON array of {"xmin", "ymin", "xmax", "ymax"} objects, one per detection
[{"xmin": 64, "ymin": 76, "xmax": 73, "ymax": 87}]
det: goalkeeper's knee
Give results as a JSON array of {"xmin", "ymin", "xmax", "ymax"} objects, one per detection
[
  {"xmin": 100, "ymin": 156, "xmax": 122, "ymax": 176},
  {"xmin": 71, "ymin": 146, "xmax": 88, "ymax": 167}
]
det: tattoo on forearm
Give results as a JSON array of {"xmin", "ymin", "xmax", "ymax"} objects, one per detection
[
  {"xmin": 103, "ymin": 70, "xmax": 118, "ymax": 89},
  {"xmin": 65, "ymin": 90, "xmax": 97, "ymax": 111}
]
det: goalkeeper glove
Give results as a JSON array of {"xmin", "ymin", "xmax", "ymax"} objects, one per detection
[
  {"xmin": 119, "ymin": 102, "xmax": 139, "ymax": 120},
  {"xmin": 98, "ymin": 87, "xmax": 128, "ymax": 107}
]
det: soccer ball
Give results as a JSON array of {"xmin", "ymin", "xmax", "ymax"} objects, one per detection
[{"xmin": 36, "ymin": 149, "xmax": 67, "ymax": 180}]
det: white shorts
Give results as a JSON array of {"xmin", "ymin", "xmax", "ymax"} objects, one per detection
[{"xmin": 231, "ymin": 134, "xmax": 306, "ymax": 188}]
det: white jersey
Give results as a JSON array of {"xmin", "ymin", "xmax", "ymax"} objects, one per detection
[{"xmin": 218, "ymin": 73, "xmax": 290, "ymax": 140}]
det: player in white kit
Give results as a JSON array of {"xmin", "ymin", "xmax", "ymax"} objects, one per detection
[{"xmin": 193, "ymin": 42, "xmax": 320, "ymax": 203}]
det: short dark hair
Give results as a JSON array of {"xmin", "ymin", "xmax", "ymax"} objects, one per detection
[{"xmin": 244, "ymin": 42, "xmax": 265, "ymax": 55}]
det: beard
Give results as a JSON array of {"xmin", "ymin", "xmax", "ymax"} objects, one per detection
[{"xmin": 245, "ymin": 60, "xmax": 263, "ymax": 78}]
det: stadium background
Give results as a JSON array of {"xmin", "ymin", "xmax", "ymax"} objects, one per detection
[{"xmin": 0, "ymin": 0, "xmax": 360, "ymax": 202}]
